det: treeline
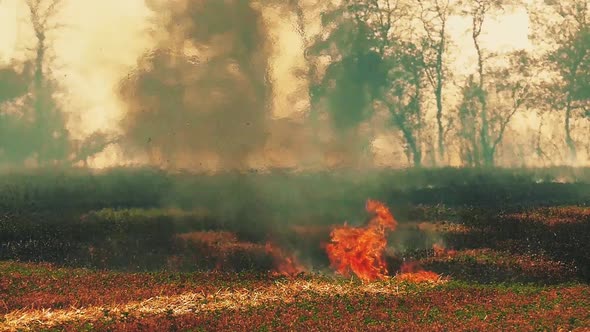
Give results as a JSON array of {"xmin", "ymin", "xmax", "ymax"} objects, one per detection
[
  {"xmin": 1, "ymin": 166, "xmax": 590, "ymax": 213},
  {"xmin": 0, "ymin": 0, "xmax": 588, "ymax": 169},
  {"xmin": 296, "ymin": 0, "xmax": 589, "ymax": 167}
]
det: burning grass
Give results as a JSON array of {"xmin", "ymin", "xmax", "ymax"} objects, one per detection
[
  {"xmin": 325, "ymin": 200, "xmax": 398, "ymax": 281},
  {"xmin": 1, "ymin": 201, "xmax": 589, "ymax": 330},
  {"xmin": 2, "ymin": 183, "xmax": 590, "ymax": 330},
  {"xmin": 324, "ymin": 199, "xmax": 445, "ymax": 283}
]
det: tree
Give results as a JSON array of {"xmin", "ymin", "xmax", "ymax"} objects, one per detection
[
  {"xmin": 0, "ymin": 0, "xmax": 69, "ymax": 167},
  {"xmin": 417, "ymin": 0, "xmax": 452, "ymax": 163},
  {"xmin": 457, "ymin": 50, "xmax": 534, "ymax": 166},
  {"xmin": 381, "ymin": 40, "xmax": 427, "ymax": 166},
  {"xmin": 486, "ymin": 51, "xmax": 536, "ymax": 163},
  {"xmin": 457, "ymin": 75, "xmax": 481, "ymax": 166},
  {"xmin": 465, "ymin": 0, "xmax": 500, "ymax": 166},
  {"xmin": 308, "ymin": 0, "xmax": 427, "ymax": 166},
  {"xmin": 455, "ymin": 0, "xmax": 530, "ymax": 167},
  {"xmin": 24, "ymin": 0, "xmax": 69, "ymax": 165},
  {"xmin": 529, "ymin": 0, "xmax": 589, "ymax": 161},
  {"xmin": 309, "ymin": 1, "xmax": 388, "ymax": 128},
  {"xmin": 70, "ymin": 132, "xmax": 120, "ymax": 167}
]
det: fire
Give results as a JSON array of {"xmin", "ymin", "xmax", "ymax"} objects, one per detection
[
  {"xmin": 325, "ymin": 199, "xmax": 398, "ymax": 281},
  {"xmin": 397, "ymin": 261, "xmax": 444, "ymax": 283},
  {"xmin": 265, "ymin": 242, "xmax": 306, "ymax": 277}
]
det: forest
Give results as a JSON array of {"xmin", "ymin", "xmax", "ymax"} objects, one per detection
[{"xmin": 0, "ymin": 0, "xmax": 588, "ymax": 170}]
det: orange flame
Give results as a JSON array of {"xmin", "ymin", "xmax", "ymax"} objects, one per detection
[
  {"xmin": 265, "ymin": 242, "xmax": 306, "ymax": 277},
  {"xmin": 325, "ymin": 199, "xmax": 398, "ymax": 281}
]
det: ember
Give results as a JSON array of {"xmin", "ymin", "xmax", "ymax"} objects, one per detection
[{"xmin": 325, "ymin": 199, "xmax": 398, "ymax": 281}]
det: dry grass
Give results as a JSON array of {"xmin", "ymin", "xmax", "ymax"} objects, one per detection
[{"xmin": 0, "ymin": 276, "xmax": 444, "ymax": 331}]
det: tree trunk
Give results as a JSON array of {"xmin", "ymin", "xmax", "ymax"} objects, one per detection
[
  {"xmin": 473, "ymin": 22, "xmax": 491, "ymax": 167},
  {"xmin": 435, "ymin": 82, "xmax": 444, "ymax": 162},
  {"xmin": 469, "ymin": 127, "xmax": 480, "ymax": 167},
  {"xmin": 565, "ymin": 98, "xmax": 576, "ymax": 161},
  {"xmin": 412, "ymin": 145, "xmax": 422, "ymax": 167},
  {"xmin": 397, "ymin": 119, "xmax": 422, "ymax": 167},
  {"xmin": 435, "ymin": 30, "xmax": 445, "ymax": 162},
  {"xmin": 33, "ymin": 29, "xmax": 47, "ymax": 165},
  {"xmin": 483, "ymin": 146, "xmax": 494, "ymax": 167}
]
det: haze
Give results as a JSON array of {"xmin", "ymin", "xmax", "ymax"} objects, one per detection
[{"xmin": 0, "ymin": 0, "xmax": 586, "ymax": 169}]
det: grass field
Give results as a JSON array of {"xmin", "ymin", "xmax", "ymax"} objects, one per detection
[{"xmin": 1, "ymin": 168, "xmax": 589, "ymax": 331}]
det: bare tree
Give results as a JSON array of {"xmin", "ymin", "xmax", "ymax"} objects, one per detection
[
  {"xmin": 457, "ymin": 49, "xmax": 533, "ymax": 167},
  {"xmin": 26, "ymin": 0, "xmax": 62, "ymax": 119},
  {"xmin": 486, "ymin": 51, "xmax": 535, "ymax": 162},
  {"xmin": 456, "ymin": 0, "xmax": 528, "ymax": 167},
  {"xmin": 71, "ymin": 133, "xmax": 121, "ymax": 167}
]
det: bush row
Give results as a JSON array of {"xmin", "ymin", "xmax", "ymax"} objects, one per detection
[{"xmin": 1, "ymin": 166, "xmax": 590, "ymax": 214}]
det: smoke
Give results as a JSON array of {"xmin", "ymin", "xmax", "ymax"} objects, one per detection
[{"xmin": 118, "ymin": 0, "xmax": 275, "ymax": 171}]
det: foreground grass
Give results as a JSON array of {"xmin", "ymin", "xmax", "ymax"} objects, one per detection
[{"xmin": 1, "ymin": 261, "xmax": 588, "ymax": 331}]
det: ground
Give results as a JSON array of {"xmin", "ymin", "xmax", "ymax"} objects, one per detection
[
  {"xmin": 0, "ymin": 169, "xmax": 589, "ymax": 331},
  {"xmin": 1, "ymin": 260, "xmax": 588, "ymax": 331}
]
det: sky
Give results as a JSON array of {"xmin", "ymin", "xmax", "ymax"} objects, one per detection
[
  {"xmin": 0, "ymin": 0, "xmax": 153, "ymax": 139},
  {"xmin": 0, "ymin": 0, "xmax": 533, "ymax": 168}
]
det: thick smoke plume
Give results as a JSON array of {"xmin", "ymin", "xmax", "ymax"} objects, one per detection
[{"xmin": 119, "ymin": 0, "xmax": 273, "ymax": 170}]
